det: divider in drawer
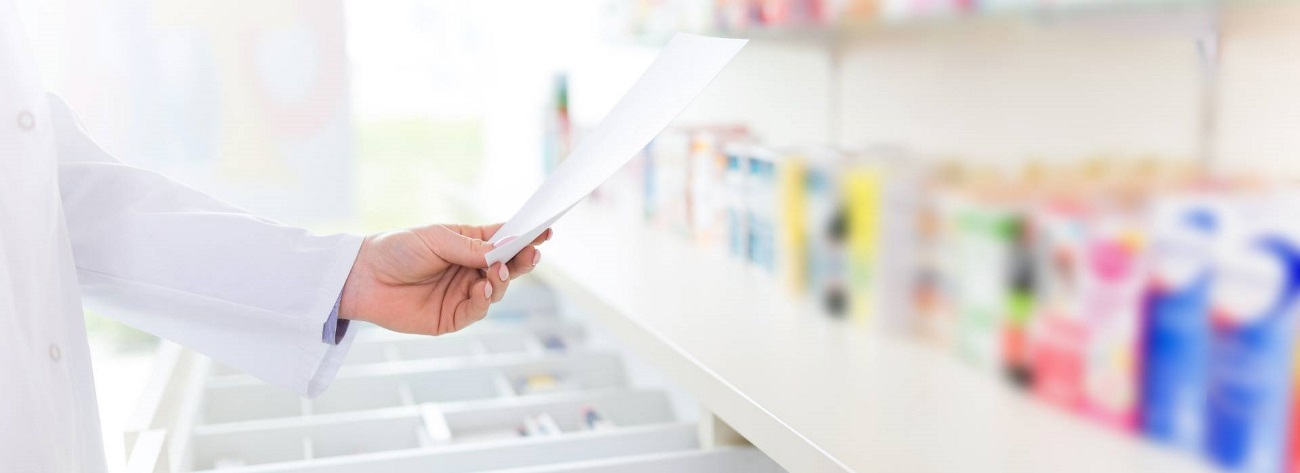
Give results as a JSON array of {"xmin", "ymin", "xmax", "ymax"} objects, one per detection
[
  {"xmin": 192, "ymin": 423, "xmax": 700, "ymax": 473},
  {"xmin": 474, "ymin": 448, "xmax": 788, "ymax": 473},
  {"xmin": 190, "ymin": 426, "xmax": 307, "ymax": 470},
  {"xmin": 405, "ymin": 369, "xmax": 507, "ymax": 403},
  {"xmin": 190, "ymin": 414, "xmax": 423, "ymax": 469},
  {"xmin": 477, "ymin": 331, "xmax": 537, "ymax": 355},
  {"xmin": 203, "ymin": 370, "xmax": 494, "ymax": 424},
  {"xmin": 202, "ymin": 386, "xmax": 304, "ymax": 424},
  {"xmin": 500, "ymin": 353, "xmax": 625, "ymax": 395},
  {"xmin": 191, "ymin": 389, "xmax": 676, "ymax": 465},
  {"xmin": 310, "ymin": 376, "xmax": 408, "ymax": 414},
  {"xmin": 310, "ymin": 416, "xmax": 423, "ymax": 458},
  {"xmin": 203, "ymin": 352, "xmax": 623, "ymax": 424},
  {"xmin": 440, "ymin": 389, "xmax": 674, "ymax": 442},
  {"xmin": 388, "ymin": 336, "xmax": 477, "ymax": 361},
  {"xmin": 379, "ymin": 352, "xmax": 625, "ymax": 403}
]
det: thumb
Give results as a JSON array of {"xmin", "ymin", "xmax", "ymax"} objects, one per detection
[{"xmin": 423, "ymin": 225, "xmax": 495, "ymax": 269}]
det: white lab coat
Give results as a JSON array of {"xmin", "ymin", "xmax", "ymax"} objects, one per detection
[{"xmin": 1, "ymin": 2, "xmax": 361, "ymax": 471}]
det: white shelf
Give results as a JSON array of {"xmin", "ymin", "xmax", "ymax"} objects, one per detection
[
  {"xmin": 526, "ymin": 202, "xmax": 1214, "ymax": 473},
  {"xmin": 623, "ymin": 0, "xmax": 1232, "ymax": 47}
]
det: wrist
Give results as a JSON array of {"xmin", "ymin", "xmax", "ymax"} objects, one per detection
[{"xmin": 339, "ymin": 235, "xmax": 375, "ymax": 322}]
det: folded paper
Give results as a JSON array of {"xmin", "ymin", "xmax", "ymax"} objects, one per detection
[{"xmin": 485, "ymin": 33, "xmax": 748, "ymax": 265}]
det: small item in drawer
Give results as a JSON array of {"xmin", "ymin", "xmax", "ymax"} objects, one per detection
[
  {"xmin": 517, "ymin": 413, "xmax": 562, "ymax": 437},
  {"xmin": 518, "ymin": 373, "xmax": 564, "ymax": 394},
  {"xmin": 581, "ymin": 407, "xmax": 615, "ymax": 431},
  {"xmin": 541, "ymin": 335, "xmax": 568, "ymax": 352}
]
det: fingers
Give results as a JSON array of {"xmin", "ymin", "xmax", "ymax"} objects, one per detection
[
  {"xmin": 421, "ymin": 225, "xmax": 494, "ymax": 269},
  {"xmin": 469, "ymin": 223, "xmax": 549, "ymax": 246},
  {"xmin": 450, "ymin": 279, "xmax": 493, "ymax": 334},
  {"xmin": 437, "ymin": 252, "xmax": 536, "ymax": 335},
  {"xmin": 506, "ymin": 246, "xmax": 541, "ymax": 279},
  {"xmin": 531, "ymin": 228, "xmax": 553, "ymax": 246},
  {"xmin": 486, "ymin": 262, "xmax": 510, "ymax": 303}
]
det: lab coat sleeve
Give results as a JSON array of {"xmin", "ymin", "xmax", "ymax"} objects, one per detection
[{"xmin": 48, "ymin": 94, "xmax": 361, "ymax": 398}]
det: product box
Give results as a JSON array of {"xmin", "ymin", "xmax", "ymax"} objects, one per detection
[
  {"xmin": 1205, "ymin": 203, "xmax": 1300, "ymax": 473},
  {"xmin": 1003, "ymin": 214, "xmax": 1037, "ymax": 388},
  {"xmin": 911, "ymin": 196, "xmax": 945, "ymax": 341},
  {"xmin": 746, "ymin": 147, "xmax": 779, "ymax": 273},
  {"xmin": 1029, "ymin": 199, "xmax": 1092, "ymax": 411},
  {"xmin": 845, "ymin": 159, "xmax": 885, "ymax": 327},
  {"xmin": 805, "ymin": 157, "xmax": 848, "ymax": 317},
  {"xmin": 1139, "ymin": 197, "xmax": 1221, "ymax": 449},
  {"xmin": 914, "ymin": 164, "xmax": 966, "ymax": 346},
  {"xmin": 1288, "ymin": 346, "xmax": 1300, "ymax": 473},
  {"xmin": 777, "ymin": 153, "xmax": 810, "ymax": 294},
  {"xmin": 1079, "ymin": 216, "xmax": 1147, "ymax": 431},
  {"xmin": 953, "ymin": 202, "xmax": 1017, "ymax": 370},
  {"xmin": 687, "ymin": 127, "xmax": 749, "ymax": 247},
  {"xmin": 723, "ymin": 142, "xmax": 750, "ymax": 260},
  {"xmin": 874, "ymin": 154, "xmax": 924, "ymax": 334},
  {"xmin": 643, "ymin": 129, "xmax": 691, "ymax": 233}
]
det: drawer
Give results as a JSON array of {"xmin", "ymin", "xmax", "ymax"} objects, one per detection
[
  {"xmin": 477, "ymin": 448, "xmax": 787, "ymax": 473},
  {"xmin": 200, "ymin": 351, "xmax": 625, "ymax": 424},
  {"xmin": 189, "ymin": 388, "xmax": 677, "ymax": 461},
  {"xmin": 125, "ymin": 277, "xmax": 785, "ymax": 473},
  {"xmin": 190, "ymin": 423, "xmax": 701, "ymax": 473},
  {"xmin": 191, "ymin": 414, "xmax": 425, "ymax": 469}
]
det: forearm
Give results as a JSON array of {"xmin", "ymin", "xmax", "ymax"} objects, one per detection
[{"xmin": 50, "ymin": 93, "xmax": 360, "ymax": 396}]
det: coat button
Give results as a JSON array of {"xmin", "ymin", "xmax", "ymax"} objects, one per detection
[
  {"xmin": 17, "ymin": 110, "xmax": 35, "ymax": 131},
  {"xmin": 49, "ymin": 344, "xmax": 61, "ymax": 361}
]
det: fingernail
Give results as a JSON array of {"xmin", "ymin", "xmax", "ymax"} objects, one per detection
[
  {"xmin": 497, "ymin": 236, "xmax": 517, "ymax": 246},
  {"xmin": 545, "ymin": 230, "xmax": 552, "ymax": 242},
  {"xmin": 483, "ymin": 283, "xmax": 493, "ymax": 299},
  {"xmin": 498, "ymin": 264, "xmax": 509, "ymax": 281},
  {"xmin": 533, "ymin": 250, "xmax": 541, "ymax": 266}
]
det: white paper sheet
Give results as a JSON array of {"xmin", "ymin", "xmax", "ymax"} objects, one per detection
[{"xmin": 484, "ymin": 33, "xmax": 748, "ymax": 265}]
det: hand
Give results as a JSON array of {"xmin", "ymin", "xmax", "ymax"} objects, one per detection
[{"xmin": 338, "ymin": 223, "xmax": 551, "ymax": 335}]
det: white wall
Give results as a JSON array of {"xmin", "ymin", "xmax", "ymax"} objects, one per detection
[
  {"xmin": 1218, "ymin": 4, "xmax": 1300, "ymax": 173},
  {"xmin": 674, "ymin": 40, "xmax": 834, "ymax": 146},
  {"xmin": 835, "ymin": 18, "xmax": 1201, "ymax": 162},
  {"xmin": 571, "ymin": 3, "xmax": 1300, "ymax": 174}
]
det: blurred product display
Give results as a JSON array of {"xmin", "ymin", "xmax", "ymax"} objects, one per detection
[
  {"xmin": 122, "ymin": 278, "xmax": 786, "ymax": 472},
  {"xmin": 543, "ymin": 74, "xmax": 573, "ymax": 175},
  {"xmin": 605, "ymin": 113, "xmax": 1300, "ymax": 472},
  {"xmin": 611, "ymin": 0, "xmax": 1182, "ymax": 41}
]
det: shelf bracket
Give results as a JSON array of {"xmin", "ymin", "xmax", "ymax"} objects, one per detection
[{"xmin": 1194, "ymin": 14, "xmax": 1222, "ymax": 175}]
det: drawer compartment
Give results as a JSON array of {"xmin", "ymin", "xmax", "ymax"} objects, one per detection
[
  {"xmin": 477, "ymin": 448, "xmax": 788, "ymax": 473},
  {"xmin": 192, "ymin": 423, "xmax": 700, "ymax": 473}
]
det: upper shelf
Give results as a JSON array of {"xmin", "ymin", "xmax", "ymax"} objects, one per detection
[
  {"xmin": 523, "ymin": 201, "xmax": 1212, "ymax": 473},
  {"xmin": 617, "ymin": 0, "xmax": 1249, "ymax": 47}
]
